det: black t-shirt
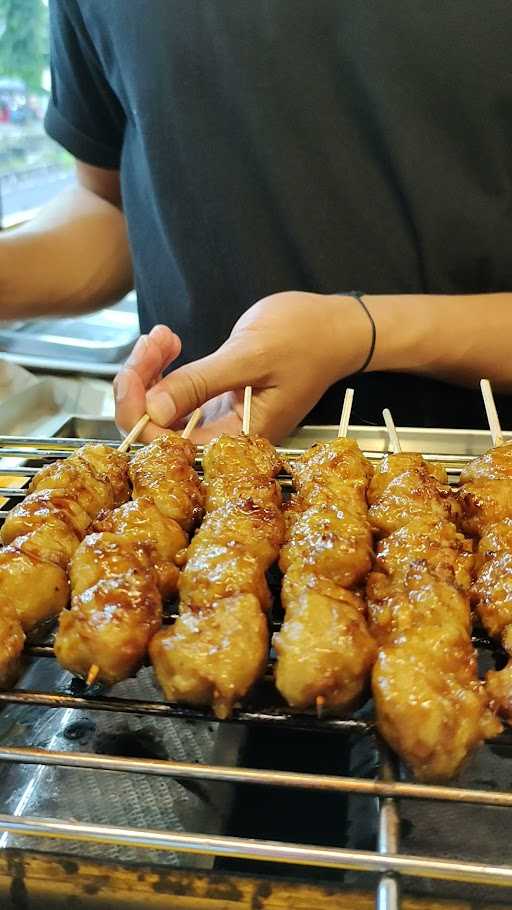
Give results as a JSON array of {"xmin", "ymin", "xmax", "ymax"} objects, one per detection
[{"xmin": 46, "ymin": 0, "xmax": 512, "ymax": 430}]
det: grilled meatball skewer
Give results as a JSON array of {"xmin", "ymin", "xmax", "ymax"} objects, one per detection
[
  {"xmin": 275, "ymin": 391, "xmax": 376, "ymax": 715},
  {"xmin": 55, "ymin": 423, "xmax": 203, "ymax": 687},
  {"xmin": 151, "ymin": 389, "xmax": 285, "ymax": 719},
  {"xmin": 0, "ymin": 445, "xmax": 130, "ymax": 687},
  {"xmin": 367, "ymin": 411, "xmax": 499, "ymax": 781},
  {"xmin": 458, "ymin": 381, "xmax": 512, "ymax": 720}
]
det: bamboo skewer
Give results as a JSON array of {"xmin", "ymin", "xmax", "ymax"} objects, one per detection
[
  {"xmin": 338, "ymin": 387, "xmax": 354, "ymax": 439},
  {"xmin": 118, "ymin": 406, "xmax": 202, "ymax": 455},
  {"xmin": 86, "ymin": 665, "xmax": 100, "ymax": 687},
  {"xmin": 182, "ymin": 408, "xmax": 202, "ymax": 439},
  {"xmin": 118, "ymin": 415, "xmax": 150, "ymax": 454},
  {"xmin": 242, "ymin": 386, "xmax": 252, "ymax": 436},
  {"xmin": 315, "ymin": 695, "xmax": 326, "ymax": 718},
  {"xmin": 383, "ymin": 408, "xmax": 401, "ymax": 455},
  {"xmin": 480, "ymin": 378, "xmax": 504, "ymax": 448}
]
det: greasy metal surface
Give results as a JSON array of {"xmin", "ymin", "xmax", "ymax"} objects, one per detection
[
  {"xmin": 2, "ymin": 849, "xmax": 478, "ymax": 910},
  {"xmin": 0, "ymin": 659, "xmax": 242, "ymax": 870},
  {"xmin": 3, "ymin": 813, "xmax": 512, "ymax": 888}
]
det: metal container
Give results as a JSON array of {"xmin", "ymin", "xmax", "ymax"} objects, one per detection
[{"xmin": 0, "ymin": 297, "xmax": 139, "ymax": 376}]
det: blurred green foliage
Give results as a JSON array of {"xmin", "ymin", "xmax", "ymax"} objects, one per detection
[{"xmin": 0, "ymin": 0, "xmax": 48, "ymax": 91}]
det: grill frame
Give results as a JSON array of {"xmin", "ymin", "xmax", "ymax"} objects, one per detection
[{"xmin": 0, "ymin": 433, "xmax": 511, "ymax": 910}]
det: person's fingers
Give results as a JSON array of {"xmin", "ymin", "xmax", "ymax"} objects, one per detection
[
  {"xmin": 114, "ymin": 326, "xmax": 182, "ymax": 436},
  {"xmin": 124, "ymin": 327, "xmax": 181, "ymax": 388},
  {"xmin": 145, "ymin": 341, "xmax": 262, "ymax": 427},
  {"xmin": 114, "ymin": 366, "xmax": 147, "ymax": 433},
  {"xmin": 148, "ymin": 324, "xmax": 182, "ymax": 370}
]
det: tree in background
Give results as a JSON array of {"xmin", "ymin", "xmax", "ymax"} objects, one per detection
[{"xmin": 0, "ymin": 0, "xmax": 48, "ymax": 92}]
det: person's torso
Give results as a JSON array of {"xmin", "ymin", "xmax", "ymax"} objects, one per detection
[{"xmin": 76, "ymin": 0, "xmax": 512, "ymax": 427}]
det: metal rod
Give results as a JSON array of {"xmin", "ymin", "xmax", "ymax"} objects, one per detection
[
  {"xmin": 0, "ymin": 437, "xmax": 475, "ymax": 465},
  {"xmin": 1, "ymin": 744, "xmax": 512, "ymax": 807},
  {"xmin": 1, "ymin": 813, "xmax": 512, "ymax": 886},
  {"xmin": 0, "ymin": 436, "xmax": 110, "ymax": 447},
  {"xmin": 0, "ymin": 690, "xmax": 370, "ymax": 733},
  {"xmin": 0, "ymin": 448, "xmax": 74, "ymax": 459},
  {"xmin": 24, "ymin": 646, "xmax": 55, "ymax": 658},
  {"xmin": 377, "ymin": 751, "xmax": 401, "ymax": 910},
  {"xmin": 0, "ymin": 467, "xmax": 37, "ymax": 476}
]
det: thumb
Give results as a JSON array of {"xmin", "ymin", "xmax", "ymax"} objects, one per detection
[{"xmin": 145, "ymin": 341, "xmax": 261, "ymax": 427}]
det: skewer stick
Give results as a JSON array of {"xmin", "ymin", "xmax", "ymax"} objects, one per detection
[
  {"xmin": 118, "ymin": 414, "xmax": 150, "ymax": 453},
  {"xmin": 480, "ymin": 378, "xmax": 504, "ymax": 448},
  {"xmin": 338, "ymin": 387, "xmax": 354, "ymax": 439},
  {"xmin": 316, "ymin": 695, "xmax": 326, "ymax": 718},
  {"xmin": 383, "ymin": 408, "xmax": 401, "ymax": 455},
  {"xmin": 182, "ymin": 408, "xmax": 202, "ymax": 439},
  {"xmin": 86, "ymin": 664, "xmax": 99, "ymax": 686},
  {"xmin": 118, "ymin": 406, "xmax": 202, "ymax": 454},
  {"xmin": 242, "ymin": 386, "xmax": 252, "ymax": 436}
]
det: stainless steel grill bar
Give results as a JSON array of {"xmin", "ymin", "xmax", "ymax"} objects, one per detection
[
  {"xmin": 0, "ymin": 436, "xmax": 108, "ymax": 448},
  {"xmin": 0, "ymin": 448, "xmax": 75, "ymax": 459},
  {"xmin": 0, "ymin": 467, "xmax": 37, "ymax": 476},
  {"xmin": 0, "ymin": 436, "xmax": 474, "ymax": 465},
  {"xmin": 0, "ymin": 689, "xmax": 370, "ymax": 733},
  {"xmin": 1, "ymin": 813, "xmax": 512, "ymax": 887},
  {"xmin": 1, "ymin": 745, "xmax": 512, "ymax": 807},
  {"xmin": 377, "ymin": 753, "xmax": 401, "ymax": 910}
]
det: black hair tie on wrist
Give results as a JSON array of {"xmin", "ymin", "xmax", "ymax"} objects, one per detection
[{"xmin": 347, "ymin": 291, "xmax": 376, "ymax": 374}]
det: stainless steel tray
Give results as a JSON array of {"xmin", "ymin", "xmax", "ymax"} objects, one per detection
[
  {"xmin": 0, "ymin": 308, "xmax": 138, "ymax": 364},
  {"xmin": 53, "ymin": 416, "xmax": 509, "ymax": 458}
]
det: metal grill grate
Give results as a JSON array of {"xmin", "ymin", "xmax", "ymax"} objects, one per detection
[{"xmin": 1, "ymin": 434, "xmax": 512, "ymax": 909}]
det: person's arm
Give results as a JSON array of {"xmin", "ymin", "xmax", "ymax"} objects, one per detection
[
  {"xmin": 0, "ymin": 0, "xmax": 135, "ymax": 319},
  {"xmin": 366, "ymin": 293, "xmax": 512, "ymax": 391},
  {"xmin": 0, "ymin": 161, "xmax": 133, "ymax": 319},
  {"xmin": 114, "ymin": 291, "xmax": 512, "ymax": 444}
]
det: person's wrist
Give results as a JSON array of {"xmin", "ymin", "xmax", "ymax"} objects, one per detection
[
  {"xmin": 357, "ymin": 294, "xmax": 433, "ymax": 373},
  {"xmin": 322, "ymin": 293, "xmax": 377, "ymax": 381}
]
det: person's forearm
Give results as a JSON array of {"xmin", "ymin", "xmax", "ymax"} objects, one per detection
[
  {"xmin": 364, "ymin": 293, "xmax": 512, "ymax": 391},
  {"xmin": 0, "ymin": 185, "xmax": 133, "ymax": 319}
]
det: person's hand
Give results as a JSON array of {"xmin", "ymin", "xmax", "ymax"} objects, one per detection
[
  {"xmin": 114, "ymin": 324, "xmax": 183, "ymax": 441},
  {"xmin": 115, "ymin": 292, "xmax": 370, "ymax": 443}
]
